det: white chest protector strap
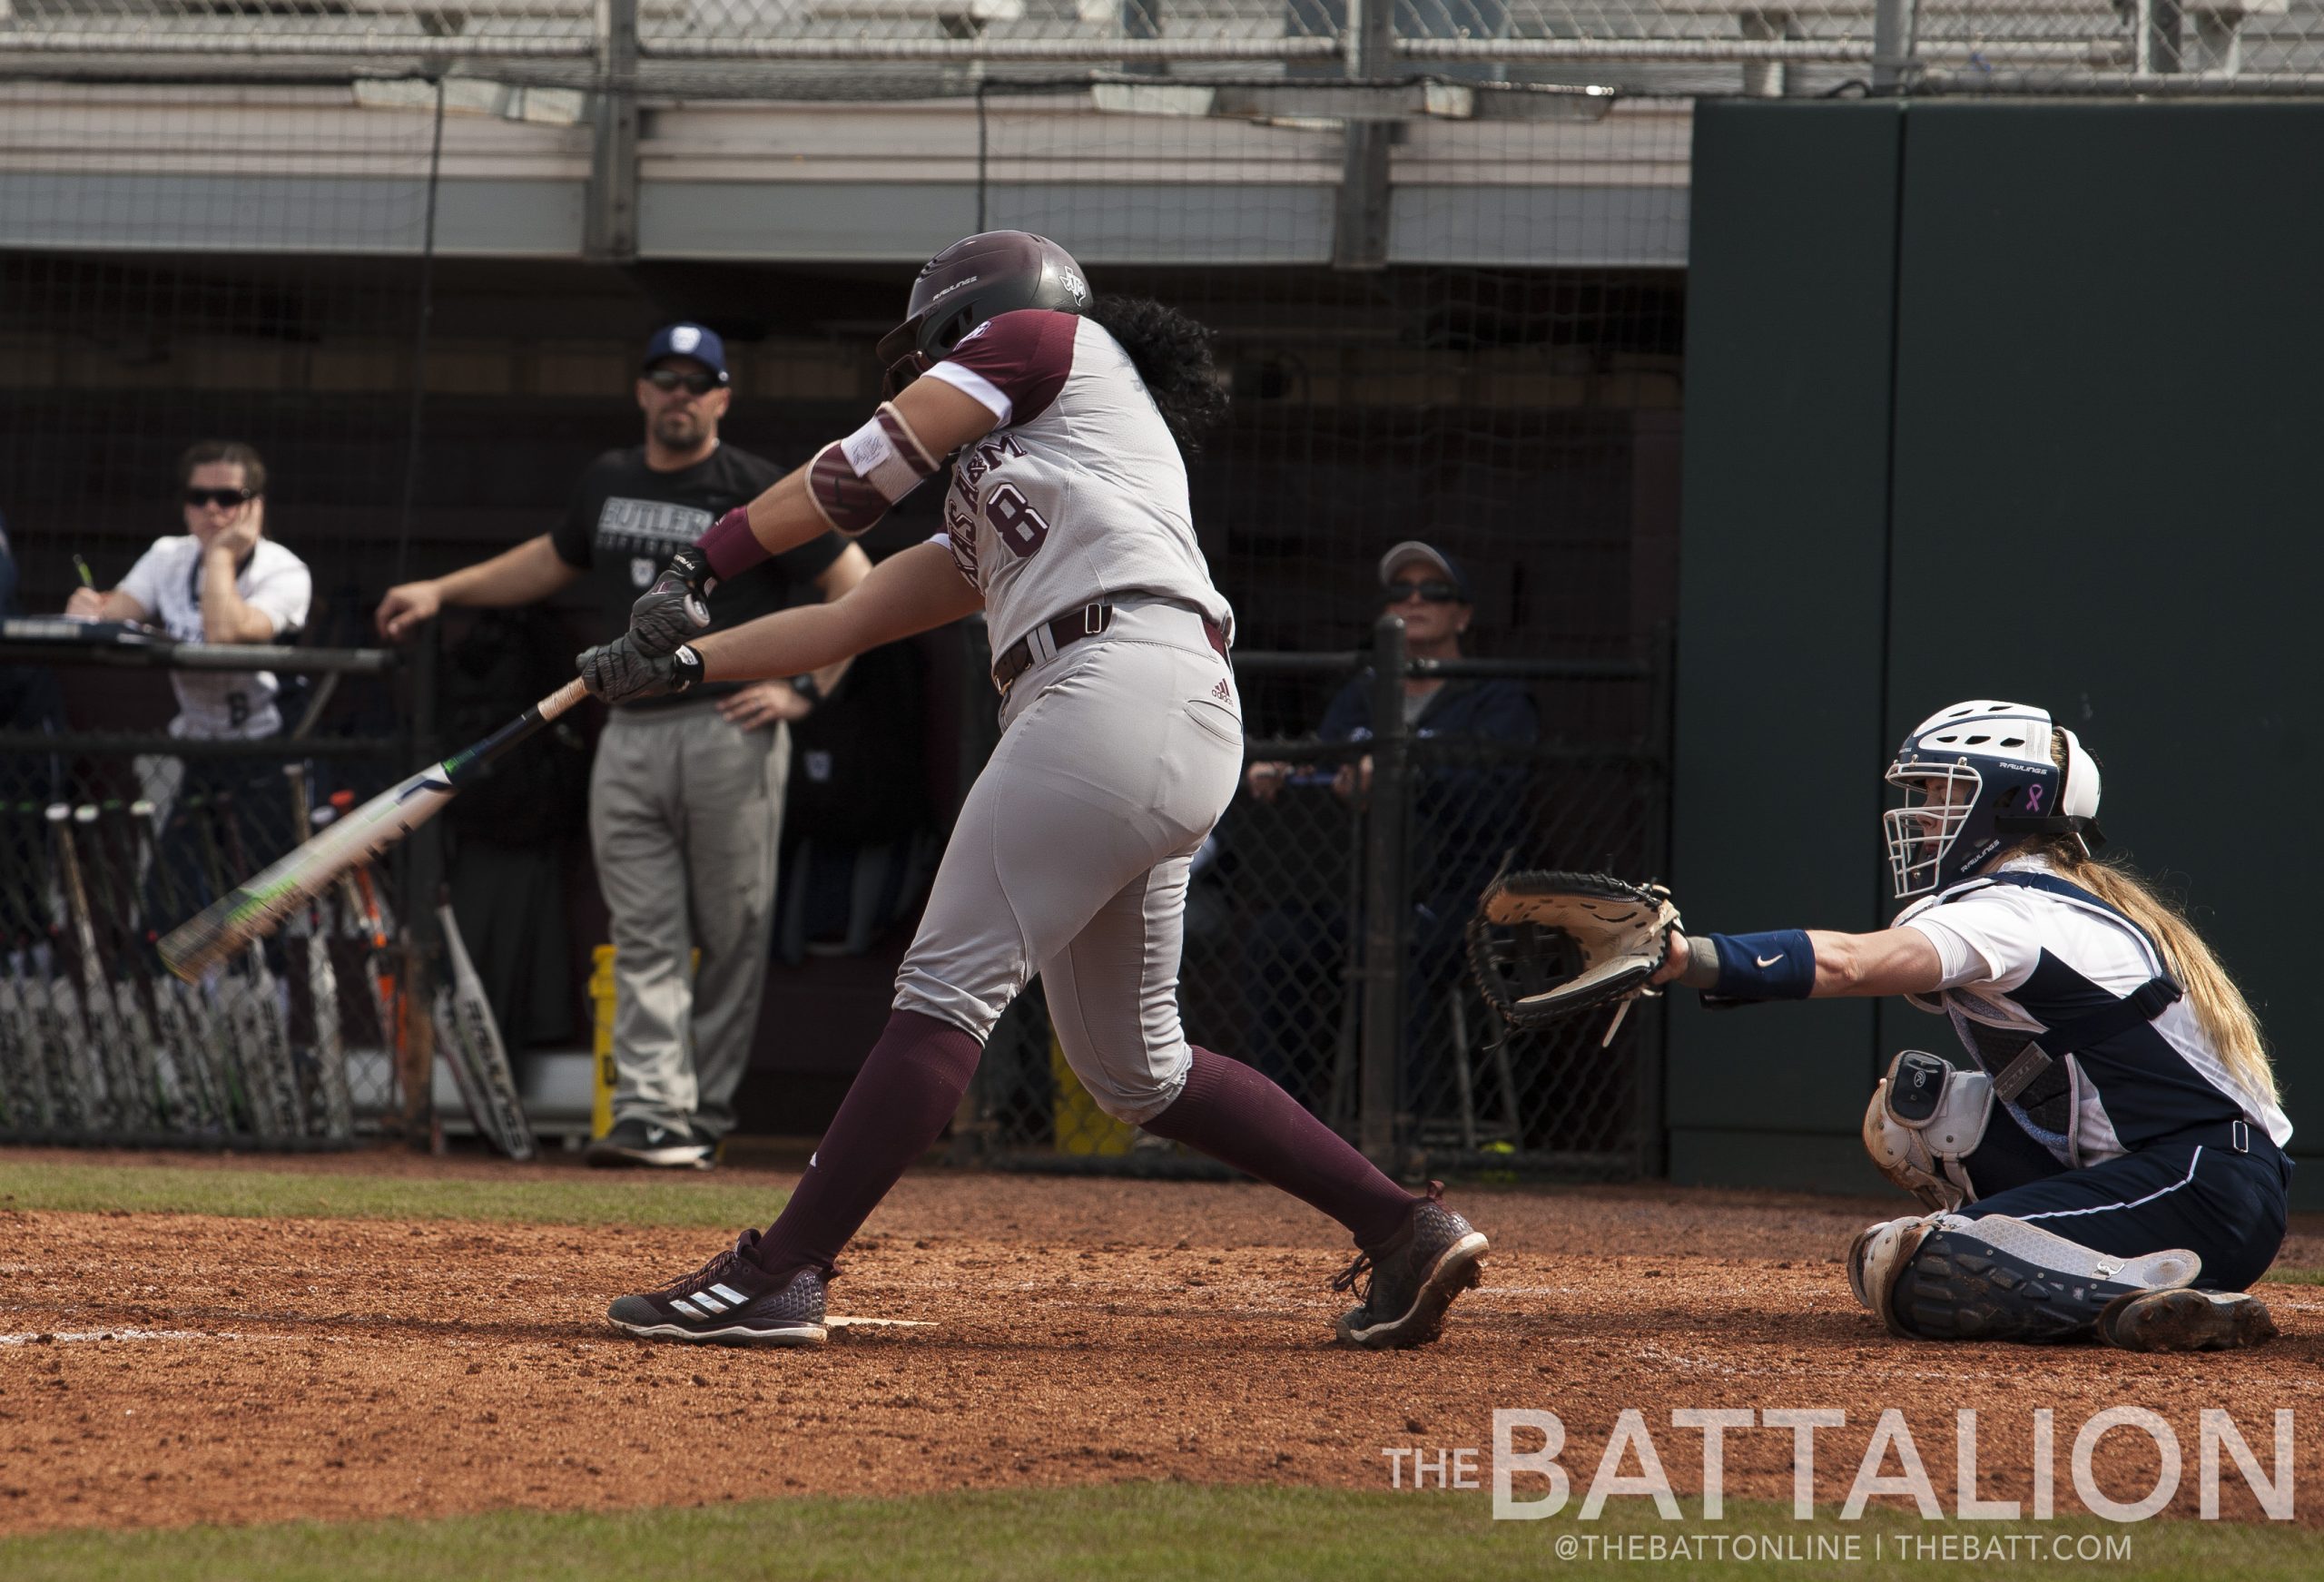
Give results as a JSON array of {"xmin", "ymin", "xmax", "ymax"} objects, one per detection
[{"xmin": 1862, "ymin": 1049, "xmax": 1994, "ymax": 1213}]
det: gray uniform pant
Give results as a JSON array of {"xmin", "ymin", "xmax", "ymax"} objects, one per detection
[
  {"xmin": 893, "ymin": 603, "xmax": 1242, "ymax": 1125},
  {"xmin": 589, "ymin": 698, "xmax": 788, "ymax": 1140}
]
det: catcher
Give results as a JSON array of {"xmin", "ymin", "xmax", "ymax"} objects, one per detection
[{"xmin": 1473, "ymin": 700, "xmax": 2290, "ymax": 1351}]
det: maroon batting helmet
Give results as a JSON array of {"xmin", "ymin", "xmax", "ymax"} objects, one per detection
[{"xmin": 877, "ymin": 231, "xmax": 1092, "ymax": 398}]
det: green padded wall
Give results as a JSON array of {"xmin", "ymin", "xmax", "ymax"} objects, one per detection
[
  {"xmin": 1676, "ymin": 99, "xmax": 2322, "ymax": 1198},
  {"xmin": 1670, "ymin": 101, "xmax": 1902, "ymax": 1192}
]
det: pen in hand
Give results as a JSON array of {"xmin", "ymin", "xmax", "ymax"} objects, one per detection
[{"xmin": 67, "ymin": 555, "xmax": 102, "ymax": 619}]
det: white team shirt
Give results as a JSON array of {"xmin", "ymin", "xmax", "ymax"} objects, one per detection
[
  {"xmin": 1897, "ymin": 854, "xmax": 2291, "ymax": 1161},
  {"xmin": 921, "ymin": 310, "xmax": 1234, "ymax": 659},
  {"xmin": 117, "ymin": 535, "xmax": 312, "ymax": 738}
]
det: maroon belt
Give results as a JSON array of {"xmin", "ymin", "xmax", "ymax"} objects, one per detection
[
  {"xmin": 991, "ymin": 604, "xmax": 1228, "ymax": 692},
  {"xmin": 993, "ymin": 604, "xmax": 1115, "ymax": 691}
]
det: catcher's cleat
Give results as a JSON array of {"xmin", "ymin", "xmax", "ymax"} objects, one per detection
[
  {"xmin": 1332, "ymin": 1184, "xmax": 1488, "ymax": 1350},
  {"xmin": 2098, "ymin": 1288, "xmax": 2279, "ymax": 1353},
  {"xmin": 607, "ymin": 1229, "xmax": 828, "ymax": 1346}
]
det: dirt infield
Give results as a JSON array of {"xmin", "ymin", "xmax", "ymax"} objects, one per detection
[{"xmin": 3, "ymin": 1151, "xmax": 2319, "ymax": 1536}]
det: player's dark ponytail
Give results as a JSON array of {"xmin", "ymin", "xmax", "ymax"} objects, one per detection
[{"xmin": 1087, "ymin": 295, "xmax": 1228, "ymax": 457}]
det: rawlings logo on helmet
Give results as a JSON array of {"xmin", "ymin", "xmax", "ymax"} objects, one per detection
[
  {"xmin": 1883, "ymin": 701, "xmax": 2103, "ymax": 900},
  {"xmin": 875, "ymin": 231, "xmax": 1093, "ymax": 401}
]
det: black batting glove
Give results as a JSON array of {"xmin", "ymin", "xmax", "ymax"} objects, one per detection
[
  {"xmin": 628, "ymin": 545, "xmax": 717, "ymax": 659},
  {"xmin": 578, "ymin": 635, "xmax": 703, "ymax": 704}
]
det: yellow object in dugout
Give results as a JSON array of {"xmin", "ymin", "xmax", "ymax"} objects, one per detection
[
  {"xmin": 1050, "ymin": 1032, "xmax": 1135, "ymax": 1156},
  {"xmin": 588, "ymin": 945, "xmax": 698, "ymax": 1142}
]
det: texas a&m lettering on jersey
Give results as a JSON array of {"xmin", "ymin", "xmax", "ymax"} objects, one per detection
[
  {"xmin": 921, "ymin": 308, "xmax": 1233, "ymax": 658},
  {"xmin": 942, "ymin": 435, "xmax": 1047, "ymax": 583}
]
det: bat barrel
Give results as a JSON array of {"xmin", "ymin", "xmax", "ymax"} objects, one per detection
[{"xmin": 157, "ymin": 766, "xmax": 454, "ymax": 980}]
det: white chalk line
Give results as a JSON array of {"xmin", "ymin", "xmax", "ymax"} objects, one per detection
[
  {"xmin": 823, "ymin": 1316, "xmax": 931, "ymax": 1329},
  {"xmin": 0, "ymin": 1328, "xmax": 266, "ymax": 1347}
]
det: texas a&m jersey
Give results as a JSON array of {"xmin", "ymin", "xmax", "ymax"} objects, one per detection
[{"xmin": 919, "ymin": 310, "xmax": 1234, "ymax": 657}]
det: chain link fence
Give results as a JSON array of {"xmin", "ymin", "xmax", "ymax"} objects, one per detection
[
  {"xmin": 0, "ymin": 637, "xmax": 413, "ymax": 1145},
  {"xmin": 966, "ymin": 624, "xmax": 1668, "ymax": 1180}
]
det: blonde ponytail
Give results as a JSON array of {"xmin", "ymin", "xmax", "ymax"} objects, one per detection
[{"xmin": 2032, "ymin": 730, "xmax": 2277, "ymax": 1105}]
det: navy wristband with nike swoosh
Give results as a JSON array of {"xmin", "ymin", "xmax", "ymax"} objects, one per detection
[{"xmin": 1701, "ymin": 929, "xmax": 1816, "ymax": 1001}]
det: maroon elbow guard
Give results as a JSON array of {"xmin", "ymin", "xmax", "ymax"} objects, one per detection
[{"xmin": 807, "ymin": 442, "xmax": 892, "ymax": 537}]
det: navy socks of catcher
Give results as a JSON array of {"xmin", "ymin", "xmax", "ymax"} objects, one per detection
[
  {"xmin": 749, "ymin": 1009, "xmax": 982, "ymax": 1282},
  {"xmin": 1141, "ymin": 1046, "xmax": 1421, "ymax": 1250}
]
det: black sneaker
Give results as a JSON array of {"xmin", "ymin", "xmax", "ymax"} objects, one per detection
[
  {"xmin": 586, "ymin": 1116, "xmax": 712, "ymax": 1170},
  {"xmin": 689, "ymin": 1123, "xmax": 727, "ymax": 1168},
  {"xmin": 607, "ymin": 1229, "xmax": 827, "ymax": 1346},
  {"xmin": 1332, "ymin": 1184, "xmax": 1489, "ymax": 1350}
]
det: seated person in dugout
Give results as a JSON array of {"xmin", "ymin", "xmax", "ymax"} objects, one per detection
[
  {"xmin": 1649, "ymin": 700, "xmax": 2290, "ymax": 1353},
  {"xmin": 1243, "ymin": 542, "xmax": 1538, "ymax": 1114},
  {"xmin": 64, "ymin": 440, "xmax": 314, "ymax": 918}
]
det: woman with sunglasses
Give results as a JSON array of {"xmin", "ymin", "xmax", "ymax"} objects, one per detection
[
  {"xmin": 576, "ymin": 231, "xmax": 1492, "ymax": 1352},
  {"xmin": 65, "ymin": 439, "xmax": 311, "ymax": 741},
  {"xmin": 63, "ymin": 439, "xmax": 313, "ymax": 923},
  {"xmin": 1242, "ymin": 542, "xmax": 1537, "ymax": 1112}
]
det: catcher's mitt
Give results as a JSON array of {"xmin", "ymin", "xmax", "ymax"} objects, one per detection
[{"xmin": 1466, "ymin": 870, "xmax": 1680, "ymax": 1040}]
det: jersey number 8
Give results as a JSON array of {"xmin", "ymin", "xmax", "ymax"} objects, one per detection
[{"xmin": 984, "ymin": 484, "xmax": 1050, "ymax": 558}]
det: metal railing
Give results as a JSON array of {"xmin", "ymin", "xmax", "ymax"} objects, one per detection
[{"xmin": 6, "ymin": 0, "xmax": 2322, "ymax": 92}]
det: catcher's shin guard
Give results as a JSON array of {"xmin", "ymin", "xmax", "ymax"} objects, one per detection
[{"xmin": 1848, "ymin": 1213, "xmax": 2200, "ymax": 1343}]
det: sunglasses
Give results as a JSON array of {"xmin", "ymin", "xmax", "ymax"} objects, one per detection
[
  {"xmin": 1384, "ymin": 577, "xmax": 1462, "ymax": 604},
  {"xmin": 182, "ymin": 487, "xmax": 254, "ymax": 509},
  {"xmin": 645, "ymin": 368, "xmax": 723, "ymax": 396}
]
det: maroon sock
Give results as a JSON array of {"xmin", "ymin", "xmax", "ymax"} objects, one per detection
[
  {"xmin": 1141, "ymin": 1046, "xmax": 1418, "ymax": 1249},
  {"xmin": 753, "ymin": 1009, "xmax": 980, "ymax": 1281}
]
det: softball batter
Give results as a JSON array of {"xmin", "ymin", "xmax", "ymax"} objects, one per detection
[
  {"xmin": 1652, "ymin": 700, "xmax": 2290, "ymax": 1351},
  {"xmin": 578, "ymin": 231, "xmax": 1489, "ymax": 1350}
]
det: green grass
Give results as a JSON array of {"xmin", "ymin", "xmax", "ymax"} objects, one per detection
[
  {"xmin": 0, "ymin": 1485, "xmax": 2309, "ymax": 1582},
  {"xmin": 2262, "ymin": 1267, "xmax": 2324, "ymax": 1285},
  {"xmin": 0, "ymin": 1159, "xmax": 783, "ymax": 1230}
]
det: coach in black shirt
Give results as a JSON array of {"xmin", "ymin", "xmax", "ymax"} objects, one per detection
[{"xmin": 378, "ymin": 323, "xmax": 870, "ymax": 1166}]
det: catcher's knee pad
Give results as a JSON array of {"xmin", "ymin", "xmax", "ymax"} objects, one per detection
[
  {"xmin": 1851, "ymin": 1212, "xmax": 2202, "ymax": 1344},
  {"xmin": 1862, "ymin": 1050, "xmax": 1992, "ymax": 1213}
]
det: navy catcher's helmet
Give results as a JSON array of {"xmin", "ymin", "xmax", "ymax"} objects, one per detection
[
  {"xmin": 876, "ymin": 231, "xmax": 1091, "ymax": 398},
  {"xmin": 1883, "ymin": 700, "xmax": 2104, "ymax": 899}
]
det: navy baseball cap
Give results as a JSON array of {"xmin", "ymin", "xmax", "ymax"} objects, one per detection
[
  {"xmin": 642, "ymin": 322, "xmax": 729, "ymax": 381},
  {"xmin": 1378, "ymin": 540, "xmax": 1474, "ymax": 604}
]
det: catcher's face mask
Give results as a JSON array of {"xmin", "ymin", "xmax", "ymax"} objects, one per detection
[{"xmin": 1884, "ymin": 764, "xmax": 1979, "ymax": 899}]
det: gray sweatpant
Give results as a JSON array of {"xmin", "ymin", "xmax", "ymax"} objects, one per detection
[
  {"xmin": 589, "ymin": 698, "xmax": 788, "ymax": 1140},
  {"xmin": 893, "ymin": 603, "xmax": 1242, "ymax": 1125}
]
